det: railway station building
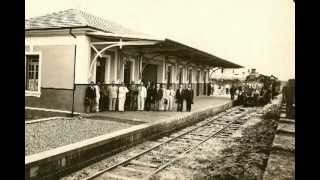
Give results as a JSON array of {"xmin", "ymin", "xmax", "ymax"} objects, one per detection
[{"xmin": 25, "ymin": 9, "xmax": 242, "ymax": 113}]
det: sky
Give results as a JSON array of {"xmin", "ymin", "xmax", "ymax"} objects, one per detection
[{"xmin": 25, "ymin": 0, "xmax": 295, "ymax": 81}]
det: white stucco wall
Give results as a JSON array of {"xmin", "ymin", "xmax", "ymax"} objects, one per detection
[
  {"xmin": 25, "ymin": 35, "xmax": 77, "ymax": 89},
  {"xmin": 75, "ymin": 35, "xmax": 91, "ymax": 84},
  {"xmin": 25, "ymin": 35, "xmax": 93, "ymax": 85}
]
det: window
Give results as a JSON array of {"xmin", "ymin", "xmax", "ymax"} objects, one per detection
[{"xmin": 25, "ymin": 53, "xmax": 41, "ymax": 97}]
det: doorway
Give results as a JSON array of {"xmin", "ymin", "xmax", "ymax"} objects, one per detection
[
  {"xmin": 203, "ymin": 71, "xmax": 207, "ymax": 95},
  {"xmin": 178, "ymin": 68, "xmax": 183, "ymax": 84},
  {"xmin": 96, "ymin": 57, "xmax": 106, "ymax": 83},
  {"xmin": 124, "ymin": 61, "xmax": 132, "ymax": 84},
  {"xmin": 167, "ymin": 66, "xmax": 172, "ymax": 87},
  {"xmin": 196, "ymin": 70, "xmax": 200, "ymax": 96},
  {"xmin": 142, "ymin": 64, "xmax": 157, "ymax": 85}
]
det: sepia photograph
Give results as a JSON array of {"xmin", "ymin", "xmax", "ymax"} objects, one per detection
[{"xmin": 25, "ymin": 0, "xmax": 295, "ymax": 179}]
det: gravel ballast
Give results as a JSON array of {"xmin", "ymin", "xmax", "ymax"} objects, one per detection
[
  {"xmin": 25, "ymin": 117, "xmax": 133, "ymax": 156},
  {"xmin": 155, "ymin": 101, "xmax": 281, "ymax": 180}
]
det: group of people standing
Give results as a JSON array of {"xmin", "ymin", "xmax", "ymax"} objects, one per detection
[
  {"xmin": 85, "ymin": 81, "xmax": 194, "ymax": 113},
  {"xmin": 230, "ymin": 83, "xmax": 276, "ymax": 107},
  {"xmin": 207, "ymin": 82, "xmax": 233, "ymax": 96}
]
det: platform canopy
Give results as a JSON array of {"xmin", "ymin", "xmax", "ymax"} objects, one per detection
[{"xmin": 88, "ymin": 31, "xmax": 243, "ymax": 69}]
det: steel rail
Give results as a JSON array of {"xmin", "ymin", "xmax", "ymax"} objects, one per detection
[
  {"xmin": 144, "ymin": 109, "xmax": 254, "ymax": 179},
  {"xmin": 83, "ymin": 107, "xmax": 240, "ymax": 180}
]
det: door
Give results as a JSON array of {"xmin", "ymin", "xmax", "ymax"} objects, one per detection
[
  {"xmin": 167, "ymin": 66, "xmax": 172, "ymax": 87},
  {"xmin": 124, "ymin": 61, "xmax": 132, "ymax": 84},
  {"xmin": 196, "ymin": 71, "xmax": 200, "ymax": 96},
  {"xmin": 142, "ymin": 64, "xmax": 157, "ymax": 84},
  {"xmin": 178, "ymin": 68, "xmax": 183, "ymax": 84},
  {"xmin": 96, "ymin": 57, "xmax": 106, "ymax": 83},
  {"xmin": 203, "ymin": 71, "xmax": 207, "ymax": 95}
]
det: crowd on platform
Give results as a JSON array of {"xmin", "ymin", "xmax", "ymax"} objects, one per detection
[
  {"xmin": 228, "ymin": 81, "xmax": 279, "ymax": 107},
  {"xmin": 84, "ymin": 81, "xmax": 194, "ymax": 113},
  {"xmin": 207, "ymin": 80, "xmax": 242, "ymax": 96}
]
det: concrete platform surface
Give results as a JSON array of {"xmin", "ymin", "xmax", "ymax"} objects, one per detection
[{"xmin": 86, "ymin": 96, "xmax": 230, "ymax": 123}]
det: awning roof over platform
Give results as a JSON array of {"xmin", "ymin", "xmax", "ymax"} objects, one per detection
[
  {"xmin": 162, "ymin": 39, "xmax": 243, "ymax": 68},
  {"xmin": 87, "ymin": 32, "xmax": 243, "ymax": 69}
]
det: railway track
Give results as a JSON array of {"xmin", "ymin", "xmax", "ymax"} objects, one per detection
[{"xmin": 81, "ymin": 106, "xmax": 255, "ymax": 180}]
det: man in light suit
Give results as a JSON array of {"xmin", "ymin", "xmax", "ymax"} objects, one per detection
[
  {"xmin": 166, "ymin": 85, "xmax": 175, "ymax": 111},
  {"xmin": 94, "ymin": 83, "xmax": 100, "ymax": 112},
  {"xmin": 108, "ymin": 81, "xmax": 118, "ymax": 111},
  {"xmin": 137, "ymin": 81, "xmax": 147, "ymax": 111},
  {"xmin": 118, "ymin": 82, "xmax": 129, "ymax": 112}
]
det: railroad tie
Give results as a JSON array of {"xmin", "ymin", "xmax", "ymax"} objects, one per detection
[
  {"xmin": 170, "ymin": 140, "xmax": 192, "ymax": 147},
  {"xmin": 119, "ymin": 166, "xmax": 150, "ymax": 175},
  {"xmin": 180, "ymin": 136, "xmax": 204, "ymax": 142},
  {"xmin": 102, "ymin": 172, "xmax": 140, "ymax": 180},
  {"xmin": 130, "ymin": 160, "xmax": 159, "ymax": 168}
]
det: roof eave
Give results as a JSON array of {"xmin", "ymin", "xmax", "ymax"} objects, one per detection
[
  {"xmin": 164, "ymin": 39, "xmax": 243, "ymax": 68},
  {"xmin": 86, "ymin": 31, "xmax": 164, "ymax": 42}
]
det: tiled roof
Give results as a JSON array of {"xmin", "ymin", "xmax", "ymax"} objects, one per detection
[{"xmin": 25, "ymin": 9, "xmax": 144, "ymax": 35}]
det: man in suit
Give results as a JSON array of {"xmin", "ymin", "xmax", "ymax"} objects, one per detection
[
  {"xmin": 230, "ymin": 83, "xmax": 235, "ymax": 100},
  {"xmin": 118, "ymin": 82, "xmax": 129, "ymax": 112},
  {"xmin": 146, "ymin": 83, "xmax": 156, "ymax": 111},
  {"xmin": 129, "ymin": 83, "xmax": 138, "ymax": 111},
  {"xmin": 145, "ymin": 81, "xmax": 152, "ymax": 111},
  {"xmin": 175, "ymin": 84, "xmax": 185, "ymax": 112},
  {"xmin": 166, "ymin": 85, "xmax": 175, "ymax": 111},
  {"xmin": 85, "ymin": 81, "xmax": 96, "ymax": 113},
  {"xmin": 94, "ymin": 82, "xmax": 100, "ymax": 112},
  {"xmin": 137, "ymin": 81, "xmax": 147, "ymax": 111},
  {"xmin": 98, "ymin": 82, "xmax": 107, "ymax": 111},
  {"xmin": 107, "ymin": 81, "xmax": 118, "ymax": 111},
  {"xmin": 155, "ymin": 83, "xmax": 163, "ymax": 111},
  {"xmin": 185, "ymin": 84, "xmax": 194, "ymax": 112}
]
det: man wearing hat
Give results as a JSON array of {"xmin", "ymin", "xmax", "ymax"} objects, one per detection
[
  {"xmin": 129, "ymin": 82, "xmax": 138, "ymax": 111},
  {"xmin": 94, "ymin": 82, "xmax": 101, "ymax": 112},
  {"xmin": 137, "ymin": 81, "xmax": 147, "ymax": 111},
  {"xmin": 118, "ymin": 82, "xmax": 129, "ymax": 112},
  {"xmin": 154, "ymin": 83, "xmax": 163, "ymax": 111},
  {"xmin": 107, "ymin": 81, "xmax": 118, "ymax": 111},
  {"xmin": 85, "ymin": 81, "xmax": 96, "ymax": 113}
]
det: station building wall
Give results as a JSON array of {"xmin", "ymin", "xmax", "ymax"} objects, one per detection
[
  {"xmin": 25, "ymin": 35, "xmax": 211, "ymax": 113},
  {"xmin": 25, "ymin": 44, "xmax": 76, "ymax": 111}
]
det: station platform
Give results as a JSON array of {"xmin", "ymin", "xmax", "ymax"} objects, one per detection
[
  {"xmin": 25, "ymin": 96, "xmax": 232, "ymax": 180},
  {"xmin": 85, "ymin": 96, "xmax": 231, "ymax": 124}
]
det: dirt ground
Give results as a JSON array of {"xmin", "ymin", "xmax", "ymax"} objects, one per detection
[{"xmin": 155, "ymin": 103, "xmax": 280, "ymax": 180}]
